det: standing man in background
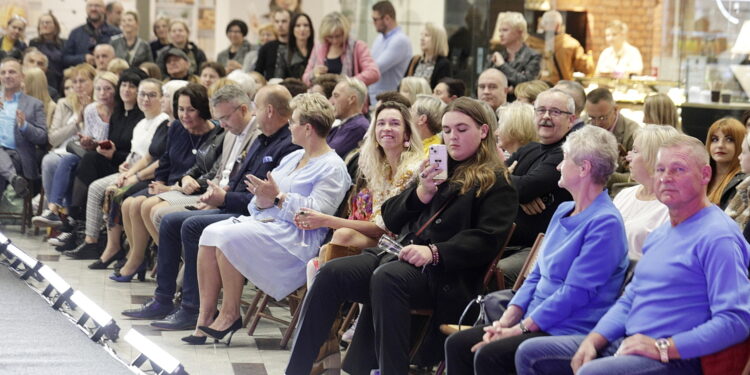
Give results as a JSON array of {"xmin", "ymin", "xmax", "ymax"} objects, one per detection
[{"xmin": 368, "ymin": 1, "xmax": 412, "ymax": 106}]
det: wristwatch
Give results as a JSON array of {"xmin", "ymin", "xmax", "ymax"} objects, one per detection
[
  {"xmin": 519, "ymin": 321, "xmax": 531, "ymax": 334},
  {"xmin": 655, "ymin": 338, "xmax": 670, "ymax": 363}
]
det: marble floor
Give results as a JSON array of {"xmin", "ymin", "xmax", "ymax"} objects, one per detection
[{"xmin": 2, "ymin": 224, "xmax": 298, "ymax": 375}]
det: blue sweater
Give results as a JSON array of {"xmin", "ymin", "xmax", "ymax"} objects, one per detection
[
  {"xmin": 510, "ymin": 190, "xmax": 628, "ymax": 335},
  {"xmin": 593, "ymin": 204, "xmax": 750, "ymax": 358}
]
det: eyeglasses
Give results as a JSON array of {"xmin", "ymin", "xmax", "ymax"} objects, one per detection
[
  {"xmin": 534, "ymin": 107, "xmax": 572, "ymax": 117},
  {"xmin": 216, "ymin": 106, "xmax": 241, "ymax": 122},
  {"xmin": 138, "ymin": 91, "xmax": 159, "ymax": 100},
  {"xmin": 586, "ymin": 109, "xmax": 614, "ymax": 124}
]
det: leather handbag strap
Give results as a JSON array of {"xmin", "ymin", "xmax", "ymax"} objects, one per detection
[{"xmin": 415, "ymin": 196, "xmax": 454, "ymax": 237}]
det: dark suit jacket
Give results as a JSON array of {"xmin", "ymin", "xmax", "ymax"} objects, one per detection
[
  {"xmin": 14, "ymin": 93, "xmax": 48, "ymax": 179},
  {"xmin": 381, "ymin": 168, "xmax": 517, "ymax": 325}
]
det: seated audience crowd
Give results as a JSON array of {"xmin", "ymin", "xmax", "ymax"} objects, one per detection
[{"xmin": 3, "ymin": 1, "xmax": 748, "ymax": 374}]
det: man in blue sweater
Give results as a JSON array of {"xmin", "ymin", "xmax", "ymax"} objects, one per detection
[
  {"xmin": 121, "ymin": 85, "xmax": 299, "ymax": 331},
  {"xmin": 515, "ymin": 134, "xmax": 750, "ymax": 375}
]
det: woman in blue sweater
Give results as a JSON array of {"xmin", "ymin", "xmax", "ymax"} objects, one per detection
[{"xmin": 444, "ymin": 125, "xmax": 629, "ymax": 374}]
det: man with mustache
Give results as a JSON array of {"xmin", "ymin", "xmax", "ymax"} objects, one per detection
[{"xmin": 498, "ymin": 88, "xmax": 574, "ymax": 287}]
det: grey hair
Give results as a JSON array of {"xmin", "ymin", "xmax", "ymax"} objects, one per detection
[
  {"xmin": 337, "ymin": 75, "xmax": 367, "ymax": 106},
  {"xmin": 659, "ymin": 134, "xmax": 710, "ymax": 167},
  {"xmin": 210, "ymin": 84, "xmax": 251, "ymax": 108},
  {"xmin": 562, "ymin": 125, "xmax": 618, "ymax": 185},
  {"xmin": 412, "ymin": 94, "xmax": 446, "ymax": 134},
  {"xmin": 535, "ymin": 88, "xmax": 575, "ymax": 114},
  {"xmin": 554, "ymin": 80, "xmax": 586, "ymax": 115},
  {"xmin": 226, "ymin": 70, "xmax": 257, "ymax": 100}
]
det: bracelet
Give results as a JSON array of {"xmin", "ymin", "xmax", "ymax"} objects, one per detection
[{"xmin": 428, "ymin": 243, "xmax": 440, "ymax": 266}]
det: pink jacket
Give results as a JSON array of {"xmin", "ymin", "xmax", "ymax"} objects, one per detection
[{"xmin": 303, "ymin": 38, "xmax": 381, "ymax": 86}]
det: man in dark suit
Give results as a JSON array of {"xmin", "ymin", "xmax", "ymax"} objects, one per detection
[{"xmin": 0, "ymin": 58, "xmax": 48, "ymax": 197}]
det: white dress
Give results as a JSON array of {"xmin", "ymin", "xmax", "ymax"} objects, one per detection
[
  {"xmin": 199, "ymin": 149, "xmax": 351, "ymax": 300},
  {"xmin": 613, "ymin": 185, "xmax": 670, "ymax": 260}
]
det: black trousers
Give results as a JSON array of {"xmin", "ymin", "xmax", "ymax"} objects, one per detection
[
  {"xmin": 286, "ymin": 251, "xmax": 432, "ymax": 375},
  {"xmin": 444, "ymin": 324, "xmax": 549, "ymax": 375}
]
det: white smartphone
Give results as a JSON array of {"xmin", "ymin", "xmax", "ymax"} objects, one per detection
[{"xmin": 429, "ymin": 144, "xmax": 448, "ymax": 180}]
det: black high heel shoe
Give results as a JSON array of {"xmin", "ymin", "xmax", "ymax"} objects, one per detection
[
  {"xmin": 88, "ymin": 249, "xmax": 126, "ymax": 270},
  {"xmin": 181, "ymin": 335, "xmax": 216, "ymax": 345},
  {"xmin": 197, "ymin": 317, "xmax": 242, "ymax": 346}
]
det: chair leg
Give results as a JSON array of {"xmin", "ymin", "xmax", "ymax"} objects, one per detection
[
  {"xmin": 435, "ymin": 360, "xmax": 445, "ymax": 375},
  {"xmin": 242, "ymin": 289, "xmax": 264, "ymax": 328},
  {"xmin": 247, "ymin": 292, "xmax": 270, "ymax": 336},
  {"xmin": 280, "ymin": 289, "xmax": 306, "ymax": 349}
]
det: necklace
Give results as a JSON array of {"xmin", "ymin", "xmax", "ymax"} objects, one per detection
[{"xmin": 188, "ymin": 130, "xmax": 207, "ymax": 155}]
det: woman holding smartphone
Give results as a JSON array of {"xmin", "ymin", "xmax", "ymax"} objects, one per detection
[{"xmin": 287, "ymin": 97, "xmax": 518, "ymax": 374}]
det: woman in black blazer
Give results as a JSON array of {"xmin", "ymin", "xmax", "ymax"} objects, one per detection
[
  {"xmin": 287, "ymin": 97, "xmax": 518, "ymax": 375},
  {"xmin": 404, "ymin": 22, "xmax": 451, "ymax": 89}
]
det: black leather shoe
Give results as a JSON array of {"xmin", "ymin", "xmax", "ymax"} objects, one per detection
[
  {"xmin": 122, "ymin": 299, "xmax": 174, "ymax": 320},
  {"xmin": 151, "ymin": 307, "xmax": 199, "ymax": 330},
  {"xmin": 64, "ymin": 242, "xmax": 102, "ymax": 260}
]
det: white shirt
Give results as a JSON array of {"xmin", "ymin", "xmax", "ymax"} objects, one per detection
[
  {"xmin": 128, "ymin": 112, "xmax": 169, "ymax": 164},
  {"xmin": 595, "ymin": 42, "xmax": 643, "ymax": 76},
  {"xmin": 613, "ymin": 185, "xmax": 670, "ymax": 260}
]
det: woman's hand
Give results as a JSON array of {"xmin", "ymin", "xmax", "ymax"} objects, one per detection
[
  {"xmin": 294, "ymin": 208, "xmax": 330, "ymax": 230},
  {"xmin": 416, "ymin": 160, "xmax": 446, "ymax": 204},
  {"xmin": 246, "ymin": 172, "xmax": 280, "ymax": 208},
  {"xmin": 313, "ymin": 65, "xmax": 328, "ymax": 77},
  {"xmin": 148, "ymin": 181, "xmax": 168, "ymax": 195},
  {"xmin": 96, "ymin": 140, "xmax": 116, "ymax": 159},
  {"xmin": 491, "ymin": 51, "xmax": 505, "ymax": 67},
  {"xmin": 79, "ymin": 134, "xmax": 97, "ymax": 150},
  {"xmin": 181, "ymin": 175, "xmax": 200, "ymax": 195},
  {"xmin": 119, "ymin": 161, "xmax": 130, "ymax": 173},
  {"xmin": 398, "ymin": 245, "xmax": 432, "ymax": 267}
]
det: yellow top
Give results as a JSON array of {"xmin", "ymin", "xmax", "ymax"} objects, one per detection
[
  {"xmin": 422, "ymin": 134, "xmax": 442, "ymax": 157},
  {"xmin": 1, "ymin": 37, "xmax": 14, "ymax": 52}
]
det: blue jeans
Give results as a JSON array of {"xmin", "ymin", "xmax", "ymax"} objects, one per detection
[
  {"xmin": 41, "ymin": 152, "xmax": 63, "ymax": 200},
  {"xmin": 48, "ymin": 153, "xmax": 80, "ymax": 207},
  {"xmin": 515, "ymin": 335, "xmax": 702, "ymax": 375},
  {"xmin": 154, "ymin": 209, "xmax": 235, "ymax": 311}
]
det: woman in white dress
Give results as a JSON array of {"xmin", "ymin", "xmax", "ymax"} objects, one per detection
[
  {"xmin": 613, "ymin": 125, "xmax": 679, "ymax": 259},
  {"xmin": 193, "ymin": 92, "xmax": 351, "ymax": 344}
]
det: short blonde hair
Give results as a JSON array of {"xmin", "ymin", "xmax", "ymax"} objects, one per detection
[
  {"xmin": 319, "ymin": 12, "xmax": 350, "ymax": 42},
  {"xmin": 496, "ymin": 101, "xmax": 537, "ymax": 147},
  {"xmin": 515, "ymin": 80, "xmax": 549, "ymax": 103},
  {"xmin": 493, "ymin": 12, "xmax": 528, "ymax": 42},
  {"xmin": 634, "ymin": 125, "xmax": 680, "ymax": 175},
  {"xmin": 423, "ymin": 23, "xmax": 448, "ymax": 57},
  {"xmin": 399, "ymin": 77, "xmax": 431, "ymax": 104},
  {"xmin": 643, "ymin": 93, "xmax": 679, "ymax": 129},
  {"xmin": 290, "ymin": 92, "xmax": 335, "ymax": 137},
  {"xmin": 107, "ymin": 58, "xmax": 129, "ymax": 75}
]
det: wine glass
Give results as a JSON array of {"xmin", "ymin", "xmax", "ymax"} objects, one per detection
[{"xmin": 297, "ymin": 202, "xmax": 309, "ymax": 247}]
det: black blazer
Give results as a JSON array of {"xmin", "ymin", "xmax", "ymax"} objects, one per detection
[
  {"xmin": 404, "ymin": 55, "xmax": 451, "ymax": 88},
  {"xmin": 381, "ymin": 169, "xmax": 517, "ymax": 324}
]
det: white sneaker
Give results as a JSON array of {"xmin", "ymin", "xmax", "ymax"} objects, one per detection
[
  {"xmin": 342, "ymin": 316, "xmax": 358, "ymax": 343},
  {"xmin": 48, "ymin": 232, "xmax": 72, "ymax": 247}
]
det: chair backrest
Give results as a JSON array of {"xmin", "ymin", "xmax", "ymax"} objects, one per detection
[
  {"xmin": 512, "ymin": 232, "xmax": 545, "ymax": 292},
  {"xmin": 618, "ymin": 258, "xmax": 638, "ymax": 296},
  {"xmin": 482, "ymin": 223, "xmax": 516, "ymax": 290}
]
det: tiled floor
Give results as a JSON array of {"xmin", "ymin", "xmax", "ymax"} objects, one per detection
[{"xmin": 3, "ymin": 224, "xmax": 297, "ymax": 375}]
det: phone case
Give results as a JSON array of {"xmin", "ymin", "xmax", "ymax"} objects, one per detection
[{"xmin": 429, "ymin": 144, "xmax": 448, "ymax": 180}]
